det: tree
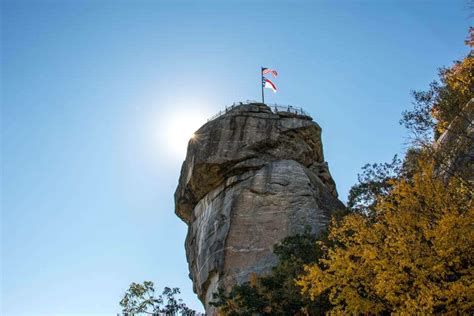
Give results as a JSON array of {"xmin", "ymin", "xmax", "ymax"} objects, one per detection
[
  {"xmin": 120, "ymin": 281, "xmax": 196, "ymax": 316},
  {"xmin": 210, "ymin": 227, "xmax": 339, "ymax": 315},
  {"xmin": 400, "ymin": 29, "xmax": 474, "ymax": 188},
  {"xmin": 401, "ymin": 31, "xmax": 473, "ymax": 141},
  {"xmin": 466, "ymin": 26, "xmax": 474, "ymax": 48},
  {"xmin": 347, "ymin": 155, "xmax": 401, "ymax": 216},
  {"xmin": 297, "ymin": 158, "xmax": 473, "ymax": 314}
]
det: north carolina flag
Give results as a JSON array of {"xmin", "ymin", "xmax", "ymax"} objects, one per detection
[{"xmin": 263, "ymin": 78, "xmax": 277, "ymax": 93}]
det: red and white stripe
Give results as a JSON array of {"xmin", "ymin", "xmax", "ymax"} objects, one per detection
[
  {"xmin": 262, "ymin": 68, "xmax": 278, "ymax": 78},
  {"xmin": 264, "ymin": 78, "xmax": 277, "ymax": 93}
]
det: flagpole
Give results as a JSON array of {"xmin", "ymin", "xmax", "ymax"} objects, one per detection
[{"xmin": 261, "ymin": 67, "xmax": 265, "ymax": 104}]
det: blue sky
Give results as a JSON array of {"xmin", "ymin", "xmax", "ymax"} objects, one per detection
[{"xmin": 1, "ymin": 0, "xmax": 471, "ymax": 315}]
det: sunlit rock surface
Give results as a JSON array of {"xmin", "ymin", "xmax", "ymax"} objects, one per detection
[{"xmin": 174, "ymin": 103, "xmax": 345, "ymax": 312}]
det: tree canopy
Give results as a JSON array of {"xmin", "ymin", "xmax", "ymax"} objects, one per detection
[
  {"xmin": 120, "ymin": 281, "xmax": 196, "ymax": 316},
  {"xmin": 297, "ymin": 158, "xmax": 473, "ymax": 314}
]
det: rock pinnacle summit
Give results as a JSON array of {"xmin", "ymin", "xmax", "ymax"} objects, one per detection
[{"xmin": 174, "ymin": 102, "xmax": 345, "ymax": 313}]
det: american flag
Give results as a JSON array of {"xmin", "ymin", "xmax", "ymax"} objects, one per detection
[{"xmin": 262, "ymin": 67, "xmax": 278, "ymax": 78}]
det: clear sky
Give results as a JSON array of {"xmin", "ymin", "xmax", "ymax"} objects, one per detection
[{"xmin": 1, "ymin": 0, "xmax": 471, "ymax": 315}]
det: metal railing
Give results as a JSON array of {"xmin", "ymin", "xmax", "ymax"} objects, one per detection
[
  {"xmin": 269, "ymin": 104, "xmax": 310, "ymax": 117},
  {"xmin": 118, "ymin": 312, "xmax": 203, "ymax": 316},
  {"xmin": 207, "ymin": 104, "xmax": 239, "ymax": 121},
  {"xmin": 207, "ymin": 101, "xmax": 311, "ymax": 122}
]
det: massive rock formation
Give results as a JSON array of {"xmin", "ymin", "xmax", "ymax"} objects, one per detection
[{"xmin": 174, "ymin": 103, "xmax": 345, "ymax": 312}]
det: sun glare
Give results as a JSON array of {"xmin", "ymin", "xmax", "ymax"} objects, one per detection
[{"xmin": 161, "ymin": 110, "xmax": 208, "ymax": 158}]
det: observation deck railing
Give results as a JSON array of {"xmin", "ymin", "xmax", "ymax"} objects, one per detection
[
  {"xmin": 117, "ymin": 312, "xmax": 204, "ymax": 316},
  {"xmin": 207, "ymin": 100, "xmax": 311, "ymax": 122}
]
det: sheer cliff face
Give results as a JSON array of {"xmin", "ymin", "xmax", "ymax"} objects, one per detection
[
  {"xmin": 434, "ymin": 99, "xmax": 474, "ymax": 183},
  {"xmin": 174, "ymin": 103, "xmax": 344, "ymax": 311}
]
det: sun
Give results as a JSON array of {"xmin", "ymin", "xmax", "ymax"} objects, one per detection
[{"xmin": 162, "ymin": 110, "xmax": 207, "ymax": 158}]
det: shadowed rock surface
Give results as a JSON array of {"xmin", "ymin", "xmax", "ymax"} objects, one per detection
[
  {"xmin": 434, "ymin": 98, "xmax": 474, "ymax": 183},
  {"xmin": 174, "ymin": 103, "xmax": 345, "ymax": 313}
]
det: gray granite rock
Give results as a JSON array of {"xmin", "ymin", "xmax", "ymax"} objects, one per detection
[
  {"xmin": 434, "ymin": 98, "xmax": 474, "ymax": 183},
  {"xmin": 174, "ymin": 103, "xmax": 345, "ymax": 313}
]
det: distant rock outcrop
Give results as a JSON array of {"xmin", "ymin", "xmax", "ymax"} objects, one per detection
[
  {"xmin": 434, "ymin": 98, "xmax": 474, "ymax": 183},
  {"xmin": 174, "ymin": 103, "xmax": 345, "ymax": 313}
]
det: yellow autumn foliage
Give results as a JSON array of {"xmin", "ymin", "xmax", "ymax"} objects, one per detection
[
  {"xmin": 297, "ymin": 160, "xmax": 473, "ymax": 314},
  {"xmin": 445, "ymin": 55, "xmax": 474, "ymax": 99},
  {"xmin": 432, "ymin": 45, "xmax": 473, "ymax": 135}
]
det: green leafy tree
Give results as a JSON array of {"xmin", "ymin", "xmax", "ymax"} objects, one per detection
[
  {"xmin": 347, "ymin": 148, "xmax": 427, "ymax": 217},
  {"xmin": 401, "ymin": 38, "xmax": 473, "ymax": 141},
  {"xmin": 400, "ymin": 28, "xmax": 473, "ymax": 188},
  {"xmin": 210, "ymin": 219, "xmax": 348, "ymax": 315},
  {"xmin": 347, "ymin": 155, "xmax": 401, "ymax": 216},
  {"xmin": 120, "ymin": 281, "xmax": 196, "ymax": 316},
  {"xmin": 210, "ymin": 229, "xmax": 328, "ymax": 315}
]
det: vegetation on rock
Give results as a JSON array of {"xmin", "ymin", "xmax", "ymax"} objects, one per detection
[{"xmin": 210, "ymin": 228, "xmax": 332, "ymax": 315}]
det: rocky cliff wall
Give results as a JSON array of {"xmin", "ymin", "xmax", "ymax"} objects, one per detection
[
  {"xmin": 434, "ymin": 98, "xmax": 474, "ymax": 183},
  {"xmin": 174, "ymin": 103, "xmax": 345, "ymax": 312}
]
